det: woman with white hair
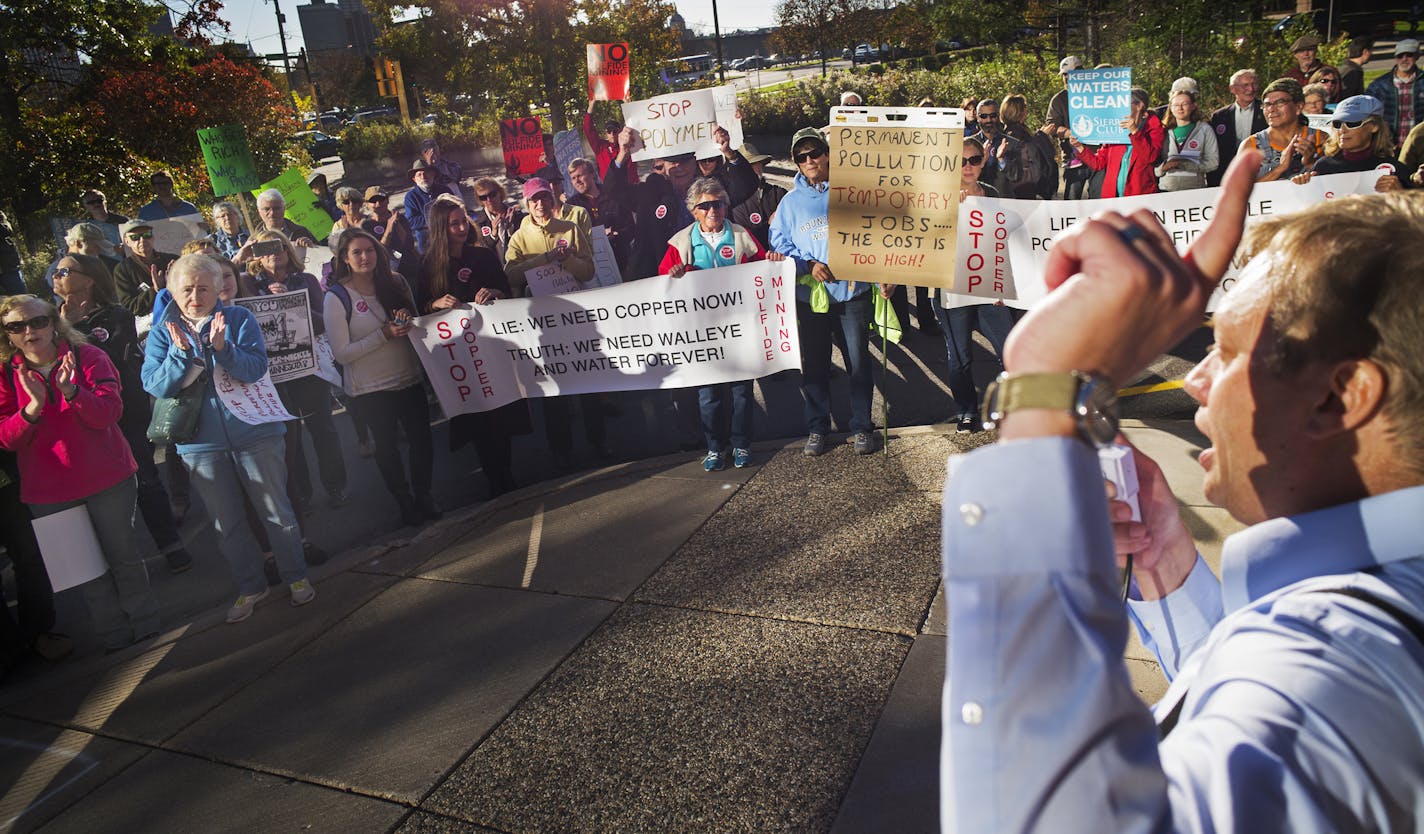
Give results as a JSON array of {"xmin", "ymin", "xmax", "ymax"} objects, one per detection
[
  {"xmin": 208, "ymin": 201, "xmax": 249, "ymax": 260},
  {"xmin": 326, "ymin": 186, "xmax": 377, "ymax": 249},
  {"xmin": 235, "ymin": 189, "xmax": 317, "ymax": 268},
  {"xmin": 142, "ymin": 254, "xmax": 315, "ymax": 623}
]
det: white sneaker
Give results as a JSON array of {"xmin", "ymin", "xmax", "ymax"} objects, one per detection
[
  {"xmin": 290, "ymin": 579, "xmax": 316, "ymax": 607},
  {"xmin": 226, "ymin": 588, "xmax": 270, "ymax": 623}
]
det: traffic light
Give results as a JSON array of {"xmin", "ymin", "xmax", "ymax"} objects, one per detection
[{"xmin": 375, "ymin": 57, "xmax": 399, "ymax": 97}]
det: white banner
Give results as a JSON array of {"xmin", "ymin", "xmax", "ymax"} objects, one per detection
[
  {"xmin": 943, "ymin": 171, "xmax": 1385, "ymax": 311},
  {"xmin": 407, "ymin": 259, "xmax": 799, "ymax": 416},
  {"xmin": 149, "ymin": 214, "xmax": 210, "ymax": 257},
  {"xmin": 623, "ymin": 88, "xmax": 741, "ymax": 162},
  {"xmin": 233, "ymin": 289, "xmax": 317, "ymax": 383},
  {"xmin": 213, "ymin": 367, "xmax": 296, "ymax": 425}
]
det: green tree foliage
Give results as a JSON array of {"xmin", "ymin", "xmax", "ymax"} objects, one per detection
[{"xmin": 366, "ymin": 0, "xmax": 680, "ymax": 133}]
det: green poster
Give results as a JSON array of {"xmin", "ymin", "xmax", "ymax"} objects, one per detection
[
  {"xmin": 251, "ymin": 167, "xmax": 334, "ymax": 242},
  {"xmin": 197, "ymin": 124, "xmax": 260, "ymax": 196}
]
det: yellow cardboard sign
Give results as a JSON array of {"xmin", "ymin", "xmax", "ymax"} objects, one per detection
[{"xmin": 827, "ymin": 107, "xmax": 964, "ymax": 289}]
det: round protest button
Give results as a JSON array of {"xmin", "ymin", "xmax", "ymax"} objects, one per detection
[
  {"xmin": 655, "ymin": 204, "xmax": 668, "ymax": 220},
  {"xmin": 719, "ymin": 245, "xmax": 735, "ymax": 260},
  {"xmin": 457, "ymin": 267, "xmax": 472, "ymax": 283},
  {"xmin": 374, "ymin": 225, "xmax": 386, "ymax": 236},
  {"xmin": 482, "ymin": 226, "xmax": 492, "ymax": 237},
  {"xmin": 356, "ymin": 300, "xmax": 370, "ymax": 313},
  {"xmin": 749, "ymin": 212, "xmax": 762, "ymax": 225}
]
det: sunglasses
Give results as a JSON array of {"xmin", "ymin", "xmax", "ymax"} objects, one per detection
[
  {"xmin": 54, "ymin": 267, "xmax": 87, "ymax": 280},
  {"xmin": 3, "ymin": 315, "xmax": 52, "ymax": 335},
  {"xmin": 127, "ymin": 231, "xmax": 154, "ymax": 240},
  {"xmin": 340, "ymin": 198, "xmax": 363, "ymax": 205},
  {"xmin": 963, "ymin": 154, "xmax": 984, "ymax": 166},
  {"xmin": 477, "ymin": 192, "xmax": 500, "ymax": 202},
  {"xmin": 693, "ymin": 200, "xmax": 724, "ymax": 211},
  {"xmin": 977, "ymin": 112, "xmax": 999, "ymax": 120},
  {"xmin": 1399, "ymin": 53, "xmax": 1418, "ymax": 59},
  {"xmin": 368, "ymin": 196, "xmax": 388, "ymax": 203},
  {"xmin": 793, "ymin": 148, "xmax": 826, "ymax": 163},
  {"xmin": 1332, "ymin": 118, "xmax": 1367, "ymax": 129}
]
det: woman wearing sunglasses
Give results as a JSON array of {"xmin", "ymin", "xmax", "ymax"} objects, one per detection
[
  {"xmin": 470, "ymin": 177, "xmax": 525, "ymax": 264},
  {"xmin": 0, "ymin": 294, "xmax": 161, "ymax": 651},
  {"xmin": 1292, "ymin": 96, "xmax": 1411, "ymax": 192},
  {"xmin": 659, "ymin": 177, "xmax": 784, "ymax": 472}
]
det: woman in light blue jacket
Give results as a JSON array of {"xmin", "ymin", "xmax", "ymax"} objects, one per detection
[{"xmin": 141, "ymin": 254, "xmax": 314, "ymax": 624}]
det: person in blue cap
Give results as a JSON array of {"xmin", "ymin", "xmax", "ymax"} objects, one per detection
[{"xmin": 1292, "ymin": 95, "xmax": 1413, "ymax": 191}]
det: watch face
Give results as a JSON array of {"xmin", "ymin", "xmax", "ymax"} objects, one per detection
[{"xmin": 1077, "ymin": 376, "xmax": 1121, "ymax": 445}]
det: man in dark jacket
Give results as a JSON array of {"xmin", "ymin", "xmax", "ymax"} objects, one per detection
[
  {"xmin": 1208, "ymin": 69, "xmax": 1267, "ymax": 187},
  {"xmin": 602, "ymin": 125, "xmax": 758, "ymax": 281},
  {"xmin": 565, "ymin": 157, "xmax": 635, "ymax": 271},
  {"xmin": 729, "ymin": 143, "xmax": 787, "ymax": 250},
  {"xmin": 1339, "ymin": 37, "xmax": 1373, "ymax": 99}
]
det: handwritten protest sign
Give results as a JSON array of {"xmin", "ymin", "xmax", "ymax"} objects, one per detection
[
  {"xmin": 588, "ymin": 43, "xmax": 630, "ymax": 101},
  {"xmin": 826, "ymin": 107, "xmax": 965, "ymax": 288},
  {"xmin": 197, "ymin": 124, "xmax": 260, "ymax": 196},
  {"xmin": 554, "ymin": 129, "xmax": 583, "ymax": 179},
  {"xmin": 1066, "ymin": 67, "xmax": 1133, "ymax": 144},
  {"xmin": 589, "ymin": 225, "xmax": 623, "ymax": 287},
  {"xmin": 711, "ymin": 85, "xmax": 744, "ymax": 150},
  {"xmin": 149, "ymin": 215, "xmax": 211, "ymax": 256},
  {"xmin": 251, "ymin": 168, "xmax": 334, "ymax": 243},
  {"xmin": 525, "ymin": 262, "xmax": 584, "ymax": 297},
  {"xmin": 501, "ymin": 116, "xmax": 545, "ymax": 177},
  {"xmin": 233, "ymin": 289, "xmax": 317, "ymax": 383},
  {"xmin": 941, "ymin": 170, "xmax": 1385, "ymax": 311},
  {"xmin": 407, "ymin": 259, "xmax": 798, "ymax": 416},
  {"xmin": 212, "ymin": 367, "xmax": 295, "ymax": 425},
  {"xmin": 622, "ymin": 89, "xmax": 719, "ymax": 161}
]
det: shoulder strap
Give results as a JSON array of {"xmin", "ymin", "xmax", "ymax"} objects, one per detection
[
  {"xmin": 327, "ymin": 280, "xmax": 353, "ymax": 323},
  {"xmin": 1159, "ymin": 582, "xmax": 1424, "ymax": 739}
]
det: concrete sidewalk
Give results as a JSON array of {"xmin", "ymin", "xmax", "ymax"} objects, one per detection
[{"xmin": 0, "ymin": 417, "xmax": 1239, "ymax": 833}]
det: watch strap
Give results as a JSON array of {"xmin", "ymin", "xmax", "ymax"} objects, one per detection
[{"xmin": 985, "ymin": 372, "xmax": 1082, "ymax": 420}]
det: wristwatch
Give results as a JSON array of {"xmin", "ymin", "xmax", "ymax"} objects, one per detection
[{"xmin": 981, "ymin": 371, "xmax": 1119, "ymax": 446}]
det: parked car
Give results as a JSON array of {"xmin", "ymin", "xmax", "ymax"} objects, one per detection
[
  {"xmin": 767, "ymin": 53, "xmax": 784, "ymax": 64},
  {"xmin": 853, "ymin": 44, "xmax": 879, "ymax": 63},
  {"xmin": 347, "ymin": 107, "xmax": 398, "ymax": 126},
  {"xmin": 296, "ymin": 130, "xmax": 342, "ymax": 161}
]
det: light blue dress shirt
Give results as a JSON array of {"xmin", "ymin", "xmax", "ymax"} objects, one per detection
[{"xmin": 941, "ymin": 437, "xmax": 1424, "ymax": 833}]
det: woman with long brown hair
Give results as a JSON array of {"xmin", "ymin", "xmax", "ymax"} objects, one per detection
[{"xmin": 416, "ymin": 196, "xmax": 529, "ymax": 497}]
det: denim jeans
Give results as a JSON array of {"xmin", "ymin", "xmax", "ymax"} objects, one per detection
[
  {"xmin": 797, "ymin": 294, "xmax": 874, "ymax": 434},
  {"xmin": 698, "ymin": 380, "xmax": 754, "ymax": 452},
  {"xmin": 31, "ymin": 476, "xmax": 160, "ymax": 650},
  {"xmin": 182, "ymin": 434, "xmax": 307, "ymax": 596},
  {"xmin": 932, "ymin": 296, "xmax": 1016, "ymax": 419},
  {"xmin": 349, "ymin": 384, "xmax": 433, "ymax": 500}
]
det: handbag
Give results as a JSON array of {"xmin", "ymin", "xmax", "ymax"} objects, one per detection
[{"xmin": 146, "ymin": 373, "xmax": 206, "ymax": 443}]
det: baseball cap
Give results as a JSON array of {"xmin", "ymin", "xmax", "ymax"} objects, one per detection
[
  {"xmin": 521, "ymin": 177, "xmax": 553, "ymax": 201},
  {"xmin": 1059, "ymin": 55, "xmax": 1082, "ymax": 73},
  {"xmin": 739, "ymin": 142, "xmax": 772, "ymax": 165},
  {"xmin": 363, "ymin": 185, "xmax": 389, "ymax": 201},
  {"xmin": 1332, "ymin": 94, "xmax": 1384, "ymax": 123},
  {"xmin": 119, "ymin": 219, "xmax": 153, "ymax": 237},
  {"xmin": 1397, "ymin": 38, "xmax": 1420, "ymax": 56},
  {"xmin": 790, "ymin": 126, "xmax": 827, "ymax": 154}
]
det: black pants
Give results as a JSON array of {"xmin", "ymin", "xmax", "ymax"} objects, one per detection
[
  {"xmin": 121, "ymin": 416, "xmax": 183, "ymax": 553},
  {"xmin": 543, "ymin": 394, "xmax": 606, "ymax": 455},
  {"xmin": 278, "ymin": 376, "xmax": 347, "ymax": 509},
  {"xmin": 0, "ymin": 477, "xmax": 55, "ymax": 664},
  {"xmin": 350, "ymin": 384, "xmax": 434, "ymax": 500}
]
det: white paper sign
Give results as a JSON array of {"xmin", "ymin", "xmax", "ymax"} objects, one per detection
[
  {"xmin": 526, "ymin": 263, "xmax": 585, "ymax": 297},
  {"xmin": 314, "ymin": 334, "xmax": 342, "ymax": 387},
  {"xmin": 32, "ymin": 505, "xmax": 109, "ymax": 592},
  {"xmin": 711, "ymin": 85, "xmax": 745, "ymax": 150},
  {"xmin": 407, "ymin": 259, "xmax": 799, "ymax": 417},
  {"xmin": 212, "ymin": 367, "xmax": 297, "ymax": 425},
  {"xmin": 233, "ymin": 289, "xmax": 317, "ymax": 383},
  {"xmin": 589, "ymin": 226, "xmax": 623, "ymax": 288},
  {"xmin": 943, "ymin": 171, "xmax": 1385, "ymax": 311},
  {"xmin": 148, "ymin": 214, "xmax": 211, "ymax": 257},
  {"xmin": 623, "ymin": 89, "xmax": 721, "ymax": 161},
  {"xmin": 1305, "ymin": 113, "xmax": 1337, "ymax": 138}
]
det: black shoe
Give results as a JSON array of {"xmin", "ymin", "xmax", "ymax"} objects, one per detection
[
  {"xmin": 264, "ymin": 557, "xmax": 281, "ymax": 587},
  {"xmin": 165, "ymin": 549, "xmax": 194, "ymax": 574},
  {"xmin": 417, "ymin": 494, "xmax": 443, "ymax": 521},
  {"xmin": 956, "ymin": 415, "xmax": 978, "ymax": 434},
  {"xmin": 303, "ymin": 541, "xmax": 329, "ymax": 566},
  {"xmin": 397, "ymin": 494, "xmax": 422, "ymax": 527}
]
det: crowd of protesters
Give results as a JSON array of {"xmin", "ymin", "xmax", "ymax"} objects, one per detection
[{"xmin": 2, "ymin": 35, "xmax": 1421, "ymax": 675}]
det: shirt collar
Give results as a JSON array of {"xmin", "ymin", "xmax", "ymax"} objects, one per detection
[{"xmin": 1220, "ymin": 484, "xmax": 1424, "ymax": 611}]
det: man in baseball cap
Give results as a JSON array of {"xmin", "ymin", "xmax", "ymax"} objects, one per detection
[
  {"xmin": 1366, "ymin": 38, "xmax": 1423, "ymax": 147},
  {"xmin": 1047, "ymin": 56, "xmax": 1087, "ymax": 196}
]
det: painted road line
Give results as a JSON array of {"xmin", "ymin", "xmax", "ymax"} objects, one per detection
[{"xmin": 1118, "ymin": 379, "xmax": 1185, "ymax": 398}]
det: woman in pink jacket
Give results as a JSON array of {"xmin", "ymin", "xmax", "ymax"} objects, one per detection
[{"xmin": 0, "ymin": 294, "xmax": 159, "ymax": 652}]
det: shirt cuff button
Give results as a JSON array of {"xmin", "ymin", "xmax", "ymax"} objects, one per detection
[{"xmin": 961, "ymin": 702, "xmax": 984, "ymax": 725}]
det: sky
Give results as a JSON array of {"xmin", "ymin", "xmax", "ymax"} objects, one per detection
[{"xmin": 214, "ymin": 0, "xmax": 778, "ymax": 58}]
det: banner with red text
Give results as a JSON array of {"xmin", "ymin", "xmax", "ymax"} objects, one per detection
[
  {"xmin": 500, "ymin": 116, "xmax": 545, "ymax": 177},
  {"xmin": 588, "ymin": 43, "xmax": 630, "ymax": 100},
  {"xmin": 942, "ymin": 171, "xmax": 1386, "ymax": 311},
  {"xmin": 407, "ymin": 259, "xmax": 799, "ymax": 416}
]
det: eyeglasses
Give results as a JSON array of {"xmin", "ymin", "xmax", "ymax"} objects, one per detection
[
  {"xmin": 340, "ymin": 198, "xmax": 363, "ymax": 205},
  {"xmin": 793, "ymin": 148, "xmax": 826, "ymax": 163},
  {"xmin": 693, "ymin": 200, "xmax": 724, "ymax": 211},
  {"xmin": 477, "ymin": 192, "xmax": 500, "ymax": 202},
  {"xmin": 1332, "ymin": 118, "xmax": 1367, "ymax": 129},
  {"xmin": 127, "ymin": 231, "xmax": 154, "ymax": 240},
  {"xmin": 1261, "ymin": 97, "xmax": 1294, "ymax": 109},
  {"xmin": 963, "ymin": 154, "xmax": 984, "ymax": 166},
  {"xmin": 3, "ymin": 315, "xmax": 52, "ymax": 335},
  {"xmin": 977, "ymin": 112, "xmax": 1000, "ymax": 120}
]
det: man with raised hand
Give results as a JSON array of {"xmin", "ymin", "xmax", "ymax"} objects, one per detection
[{"xmin": 940, "ymin": 149, "xmax": 1424, "ymax": 831}]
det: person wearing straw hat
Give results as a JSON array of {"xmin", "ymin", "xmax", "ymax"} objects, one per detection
[{"xmin": 730, "ymin": 142, "xmax": 786, "ymax": 250}]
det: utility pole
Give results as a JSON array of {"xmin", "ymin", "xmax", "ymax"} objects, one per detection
[
  {"xmin": 711, "ymin": 0, "xmax": 726, "ymax": 83},
  {"xmin": 269, "ymin": 0, "xmax": 300, "ymax": 118}
]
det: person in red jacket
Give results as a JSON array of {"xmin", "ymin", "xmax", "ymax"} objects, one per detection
[
  {"xmin": 0, "ymin": 294, "xmax": 160, "ymax": 652},
  {"xmin": 583, "ymin": 100, "xmax": 639, "ymax": 185},
  {"xmin": 1069, "ymin": 87, "xmax": 1165, "ymax": 197}
]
